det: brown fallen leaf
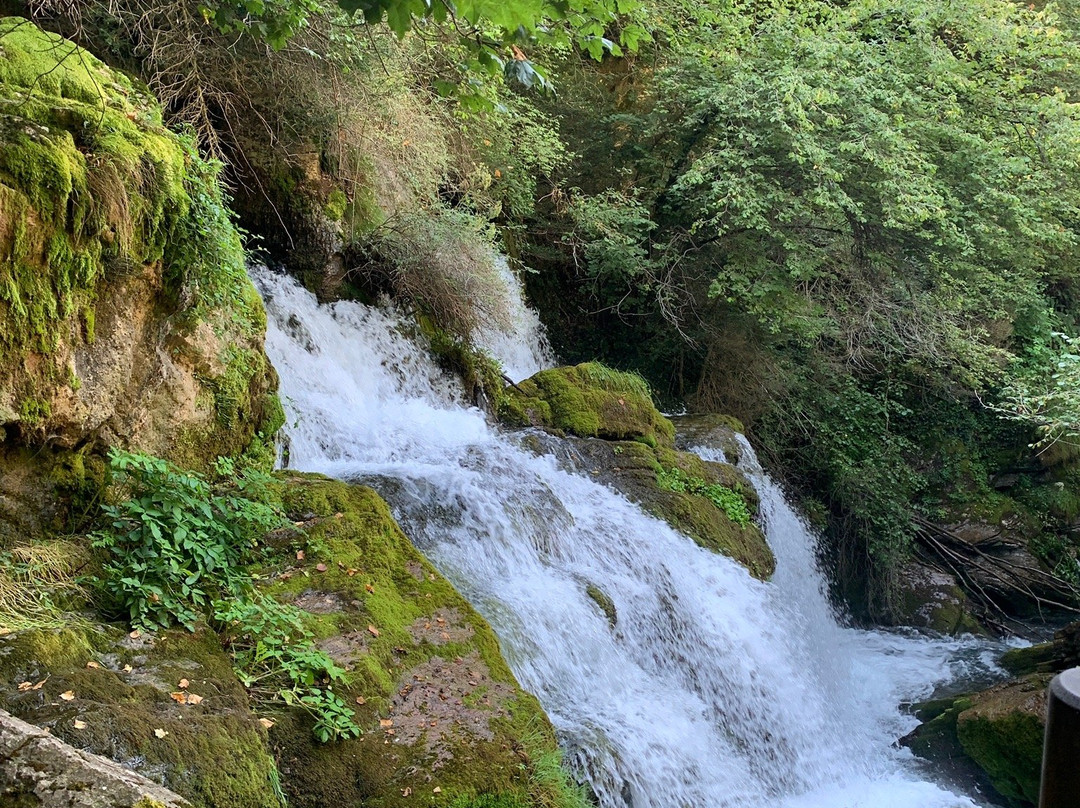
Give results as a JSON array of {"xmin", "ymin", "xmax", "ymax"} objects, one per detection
[
  {"xmin": 178, "ymin": 678, "xmax": 189, "ymax": 689},
  {"xmin": 433, "ymin": 786, "xmax": 442, "ymax": 793},
  {"xmin": 355, "ymin": 696, "xmax": 367, "ymax": 705},
  {"xmin": 346, "ymin": 568, "xmax": 358, "ymax": 577},
  {"xmin": 259, "ymin": 718, "xmax": 275, "ymax": 729},
  {"xmin": 16, "ymin": 682, "xmax": 32, "ymax": 692},
  {"xmin": 122, "ymin": 664, "xmax": 133, "ymax": 673},
  {"xmin": 334, "ymin": 512, "xmax": 344, "ymax": 519},
  {"xmin": 379, "ymin": 718, "xmax": 393, "ymax": 728},
  {"xmin": 85, "ymin": 661, "xmax": 101, "ymax": 670},
  {"xmin": 367, "ymin": 625, "xmax": 380, "ymax": 637},
  {"xmin": 401, "ymin": 787, "xmax": 411, "ymax": 797},
  {"xmin": 59, "ymin": 690, "xmax": 75, "ymax": 701},
  {"xmin": 128, "ymin": 630, "xmax": 141, "ymax": 639},
  {"xmin": 315, "ymin": 563, "xmax": 328, "ymax": 572},
  {"xmin": 154, "ymin": 728, "xmax": 168, "ymax": 738},
  {"xmin": 296, "ymin": 550, "xmax": 305, "ymax": 560},
  {"xmin": 365, "ymin": 583, "xmax": 375, "ymax": 594},
  {"xmin": 186, "ymin": 693, "xmax": 204, "ymax": 705},
  {"xmin": 170, "ymin": 692, "xmax": 187, "ymax": 704},
  {"xmin": 73, "ymin": 719, "xmax": 87, "ymax": 730}
]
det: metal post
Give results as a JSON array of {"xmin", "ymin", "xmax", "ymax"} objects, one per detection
[{"xmin": 1040, "ymin": 667, "xmax": 1080, "ymax": 808}]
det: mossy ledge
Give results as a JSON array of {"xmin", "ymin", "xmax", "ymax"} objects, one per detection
[
  {"xmin": 261, "ymin": 473, "xmax": 582, "ymax": 808},
  {"xmin": 500, "ymin": 367, "xmax": 774, "ymax": 579},
  {"xmin": 499, "ymin": 362, "xmax": 675, "ymax": 448}
]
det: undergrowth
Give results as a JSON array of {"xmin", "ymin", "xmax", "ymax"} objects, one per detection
[
  {"xmin": 90, "ymin": 449, "xmax": 360, "ymax": 742},
  {"xmin": 0, "ymin": 540, "xmax": 88, "ymax": 631}
]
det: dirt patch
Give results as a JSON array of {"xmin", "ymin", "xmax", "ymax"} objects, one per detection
[
  {"xmin": 316, "ymin": 632, "xmax": 369, "ymax": 668},
  {"xmin": 405, "ymin": 561, "xmax": 425, "ymax": 581},
  {"xmin": 407, "ymin": 609, "xmax": 474, "ymax": 646},
  {"xmin": 383, "ymin": 651, "xmax": 515, "ymax": 767},
  {"xmin": 290, "ymin": 590, "xmax": 346, "ymax": 614}
]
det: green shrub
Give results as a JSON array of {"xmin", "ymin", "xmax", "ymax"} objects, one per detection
[
  {"xmin": 214, "ymin": 596, "xmax": 361, "ymax": 743},
  {"xmin": 92, "ymin": 450, "xmax": 281, "ymax": 630}
]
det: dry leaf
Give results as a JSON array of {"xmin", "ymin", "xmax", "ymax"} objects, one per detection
[
  {"xmin": 259, "ymin": 718, "xmax": 275, "ymax": 729},
  {"xmin": 379, "ymin": 719, "xmax": 393, "ymax": 729},
  {"xmin": 178, "ymin": 678, "xmax": 189, "ymax": 689},
  {"xmin": 315, "ymin": 563, "xmax": 327, "ymax": 572},
  {"xmin": 296, "ymin": 550, "xmax": 305, "ymax": 560},
  {"xmin": 85, "ymin": 661, "xmax": 101, "ymax": 670},
  {"xmin": 186, "ymin": 693, "xmax": 204, "ymax": 705},
  {"xmin": 16, "ymin": 682, "xmax": 32, "ymax": 692},
  {"xmin": 122, "ymin": 664, "xmax": 133, "ymax": 673},
  {"xmin": 365, "ymin": 583, "xmax": 374, "ymax": 594},
  {"xmin": 401, "ymin": 787, "xmax": 411, "ymax": 797},
  {"xmin": 345, "ymin": 568, "xmax": 358, "ymax": 577},
  {"xmin": 334, "ymin": 512, "xmax": 344, "ymax": 519},
  {"xmin": 367, "ymin": 625, "xmax": 380, "ymax": 637},
  {"xmin": 170, "ymin": 692, "xmax": 187, "ymax": 704},
  {"xmin": 73, "ymin": 719, "xmax": 87, "ymax": 730},
  {"xmin": 59, "ymin": 690, "xmax": 75, "ymax": 701},
  {"xmin": 433, "ymin": 787, "xmax": 442, "ymax": 794},
  {"xmin": 355, "ymin": 696, "xmax": 367, "ymax": 705},
  {"xmin": 154, "ymin": 728, "xmax": 168, "ymax": 738},
  {"xmin": 128, "ymin": 630, "xmax": 141, "ymax": 639}
]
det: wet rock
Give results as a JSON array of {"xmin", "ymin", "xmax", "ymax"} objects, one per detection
[
  {"xmin": 893, "ymin": 561, "xmax": 984, "ymax": 635},
  {"xmin": 0, "ymin": 707, "xmax": 189, "ymax": 807}
]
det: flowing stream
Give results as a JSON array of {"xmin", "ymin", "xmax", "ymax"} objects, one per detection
[{"xmin": 253, "ymin": 263, "xmax": 1010, "ymax": 808}]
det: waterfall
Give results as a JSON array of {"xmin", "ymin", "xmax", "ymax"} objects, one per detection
[
  {"xmin": 471, "ymin": 255, "xmax": 556, "ymax": 383},
  {"xmin": 252, "ymin": 264, "xmax": 1007, "ymax": 808}
]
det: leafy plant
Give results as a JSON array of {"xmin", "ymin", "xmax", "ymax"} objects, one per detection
[
  {"xmin": 91, "ymin": 450, "xmax": 282, "ymax": 630},
  {"xmin": 656, "ymin": 467, "xmax": 752, "ymax": 526},
  {"xmin": 214, "ymin": 596, "xmax": 361, "ymax": 742}
]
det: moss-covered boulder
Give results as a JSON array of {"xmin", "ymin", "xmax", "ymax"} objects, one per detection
[
  {"xmin": 555, "ymin": 437, "xmax": 775, "ymax": 580},
  {"xmin": 892, "ymin": 561, "xmax": 984, "ymax": 635},
  {"xmin": 0, "ymin": 19, "xmax": 282, "ymax": 539},
  {"xmin": 0, "ymin": 624, "xmax": 282, "ymax": 808},
  {"xmin": 260, "ymin": 474, "xmax": 580, "ymax": 808},
  {"xmin": 955, "ymin": 675, "xmax": 1049, "ymax": 807},
  {"xmin": 500, "ymin": 363, "xmax": 675, "ymax": 448}
]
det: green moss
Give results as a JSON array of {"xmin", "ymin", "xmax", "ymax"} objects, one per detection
[
  {"xmin": 324, "ymin": 188, "xmax": 348, "ymax": 221},
  {"xmin": 956, "ymin": 676, "xmax": 1049, "ymax": 806},
  {"xmin": 585, "ymin": 584, "xmax": 616, "ymax": 627},
  {"xmin": 0, "ymin": 624, "xmax": 283, "ymax": 808},
  {"xmin": 500, "ymin": 362, "xmax": 675, "ymax": 447},
  {"xmin": 256, "ymin": 475, "xmax": 581, "ymax": 808}
]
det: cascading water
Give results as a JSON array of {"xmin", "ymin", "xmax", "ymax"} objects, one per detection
[{"xmin": 253, "ymin": 263, "xmax": 1010, "ymax": 808}]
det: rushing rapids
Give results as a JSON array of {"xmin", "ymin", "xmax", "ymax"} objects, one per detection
[{"xmin": 253, "ymin": 263, "xmax": 1010, "ymax": 808}]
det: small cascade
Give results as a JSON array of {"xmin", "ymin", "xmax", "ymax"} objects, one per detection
[
  {"xmin": 472, "ymin": 256, "xmax": 557, "ymax": 383},
  {"xmin": 253, "ymin": 264, "xmax": 1008, "ymax": 808}
]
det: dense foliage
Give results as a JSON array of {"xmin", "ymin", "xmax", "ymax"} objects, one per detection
[{"xmin": 18, "ymin": 0, "xmax": 1080, "ymax": 615}]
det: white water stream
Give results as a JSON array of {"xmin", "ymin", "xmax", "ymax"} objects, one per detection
[{"xmin": 253, "ymin": 263, "xmax": 1009, "ymax": 808}]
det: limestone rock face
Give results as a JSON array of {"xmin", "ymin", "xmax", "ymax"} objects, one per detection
[
  {"xmin": 893, "ymin": 561, "xmax": 983, "ymax": 635},
  {"xmin": 0, "ymin": 19, "xmax": 282, "ymax": 538},
  {"xmin": 0, "ymin": 707, "xmax": 189, "ymax": 808}
]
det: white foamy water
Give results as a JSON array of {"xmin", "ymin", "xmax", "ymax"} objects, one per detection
[
  {"xmin": 253, "ymin": 264, "xmax": 1008, "ymax": 808},
  {"xmin": 472, "ymin": 256, "xmax": 556, "ymax": 383}
]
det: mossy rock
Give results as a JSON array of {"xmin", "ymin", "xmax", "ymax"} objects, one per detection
[
  {"xmin": 261, "ymin": 474, "xmax": 578, "ymax": 808},
  {"xmin": 955, "ymin": 674, "xmax": 1050, "ymax": 807},
  {"xmin": 550, "ymin": 437, "xmax": 774, "ymax": 579},
  {"xmin": 892, "ymin": 561, "xmax": 985, "ymax": 635},
  {"xmin": 0, "ymin": 19, "xmax": 281, "ymax": 532},
  {"xmin": 500, "ymin": 363, "xmax": 675, "ymax": 448},
  {"xmin": 0, "ymin": 624, "xmax": 282, "ymax": 808}
]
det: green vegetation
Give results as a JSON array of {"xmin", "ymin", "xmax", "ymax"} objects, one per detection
[
  {"xmin": 656, "ymin": 467, "xmax": 752, "ymax": 527},
  {"xmin": 92, "ymin": 450, "xmax": 282, "ymax": 630}
]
